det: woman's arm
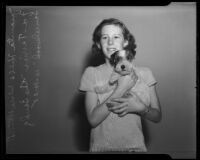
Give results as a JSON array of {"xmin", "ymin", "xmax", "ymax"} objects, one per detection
[
  {"xmin": 85, "ymin": 86, "xmax": 127, "ymax": 128},
  {"xmin": 85, "ymin": 91, "xmax": 109, "ymax": 128},
  {"xmin": 139, "ymin": 84, "xmax": 161, "ymax": 123},
  {"xmin": 108, "ymin": 84, "xmax": 162, "ymax": 123}
]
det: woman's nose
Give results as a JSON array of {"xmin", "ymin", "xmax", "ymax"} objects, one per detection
[{"xmin": 108, "ymin": 38, "xmax": 114, "ymax": 45}]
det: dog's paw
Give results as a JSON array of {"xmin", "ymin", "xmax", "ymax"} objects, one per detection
[{"xmin": 109, "ymin": 72, "xmax": 120, "ymax": 84}]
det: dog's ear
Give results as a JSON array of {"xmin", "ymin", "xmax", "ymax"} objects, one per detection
[
  {"xmin": 109, "ymin": 51, "xmax": 118, "ymax": 66},
  {"xmin": 126, "ymin": 50, "xmax": 135, "ymax": 61}
]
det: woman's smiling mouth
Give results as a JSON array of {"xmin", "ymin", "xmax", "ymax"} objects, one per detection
[{"xmin": 107, "ymin": 48, "xmax": 117, "ymax": 52}]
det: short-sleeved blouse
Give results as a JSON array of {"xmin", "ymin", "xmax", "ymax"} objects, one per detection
[{"xmin": 79, "ymin": 64, "xmax": 157, "ymax": 152}]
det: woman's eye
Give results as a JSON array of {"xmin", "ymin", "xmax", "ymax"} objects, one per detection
[
  {"xmin": 114, "ymin": 36, "xmax": 120, "ymax": 39},
  {"xmin": 101, "ymin": 36, "xmax": 107, "ymax": 40}
]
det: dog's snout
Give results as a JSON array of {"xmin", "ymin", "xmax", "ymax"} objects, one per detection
[{"xmin": 121, "ymin": 65, "xmax": 125, "ymax": 70}]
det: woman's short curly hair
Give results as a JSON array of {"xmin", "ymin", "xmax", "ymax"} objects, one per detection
[{"xmin": 92, "ymin": 18, "xmax": 137, "ymax": 57}]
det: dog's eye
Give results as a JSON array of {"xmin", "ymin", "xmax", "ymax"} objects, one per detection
[
  {"xmin": 127, "ymin": 54, "xmax": 133, "ymax": 61},
  {"xmin": 115, "ymin": 56, "xmax": 121, "ymax": 63}
]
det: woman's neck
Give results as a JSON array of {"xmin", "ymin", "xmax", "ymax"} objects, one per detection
[{"xmin": 105, "ymin": 59, "xmax": 113, "ymax": 70}]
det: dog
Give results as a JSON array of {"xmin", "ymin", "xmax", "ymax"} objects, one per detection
[{"xmin": 94, "ymin": 49, "xmax": 138, "ymax": 97}]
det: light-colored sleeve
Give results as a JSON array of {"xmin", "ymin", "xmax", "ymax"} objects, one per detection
[
  {"xmin": 79, "ymin": 67, "xmax": 96, "ymax": 92},
  {"xmin": 142, "ymin": 68, "xmax": 157, "ymax": 87}
]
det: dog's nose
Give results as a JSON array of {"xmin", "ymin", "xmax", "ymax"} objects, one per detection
[{"xmin": 121, "ymin": 65, "xmax": 125, "ymax": 70}]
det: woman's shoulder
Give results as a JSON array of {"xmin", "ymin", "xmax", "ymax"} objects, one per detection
[
  {"xmin": 136, "ymin": 65, "xmax": 157, "ymax": 86},
  {"xmin": 136, "ymin": 66, "xmax": 153, "ymax": 75},
  {"xmin": 83, "ymin": 64, "xmax": 105, "ymax": 75}
]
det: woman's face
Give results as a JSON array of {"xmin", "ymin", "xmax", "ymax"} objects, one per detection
[{"xmin": 98, "ymin": 24, "xmax": 128, "ymax": 59}]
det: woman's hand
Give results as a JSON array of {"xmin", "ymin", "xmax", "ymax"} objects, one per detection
[{"xmin": 107, "ymin": 92, "xmax": 147, "ymax": 117}]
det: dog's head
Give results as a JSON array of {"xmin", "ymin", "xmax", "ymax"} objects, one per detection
[{"xmin": 109, "ymin": 49, "xmax": 135, "ymax": 76}]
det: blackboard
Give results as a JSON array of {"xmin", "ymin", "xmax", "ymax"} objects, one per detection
[{"xmin": 5, "ymin": 7, "xmax": 41, "ymax": 145}]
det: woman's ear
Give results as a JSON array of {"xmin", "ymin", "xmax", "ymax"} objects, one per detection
[
  {"xmin": 96, "ymin": 43, "xmax": 101, "ymax": 49},
  {"xmin": 123, "ymin": 40, "xmax": 128, "ymax": 47}
]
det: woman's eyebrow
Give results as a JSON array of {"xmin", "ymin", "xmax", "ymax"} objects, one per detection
[
  {"xmin": 114, "ymin": 34, "xmax": 122, "ymax": 36},
  {"xmin": 101, "ymin": 34, "xmax": 122, "ymax": 36}
]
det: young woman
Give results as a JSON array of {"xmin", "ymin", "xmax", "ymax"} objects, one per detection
[{"xmin": 79, "ymin": 18, "xmax": 161, "ymax": 152}]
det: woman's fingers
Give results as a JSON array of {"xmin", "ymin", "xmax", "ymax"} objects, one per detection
[
  {"xmin": 109, "ymin": 102, "xmax": 128, "ymax": 112},
  {"xmin": 106, "ymin": 98, "xmax": 127, "ymax": 110},
  {"xmin": 111, "ymin": 97, "xmax": 127, "ymax": 103},
  {"xmin": 107, "ymin": 101, "xmax": 129, "ymax": 117},
  {"xmin": 113, "ymin": 107, "xmax": 126, "ymax": 114},
  {"xmin": 106, "ymin": 102, "xmax": 119, "ymax": 109},
  {"xmin": 118, "ymin": 111, "xmax": 127, "ymax": 117}
]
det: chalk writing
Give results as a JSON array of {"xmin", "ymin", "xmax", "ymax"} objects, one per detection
[{"xmin": 6, "ymin": 7, "xmax": 41, "ymax": 143}]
